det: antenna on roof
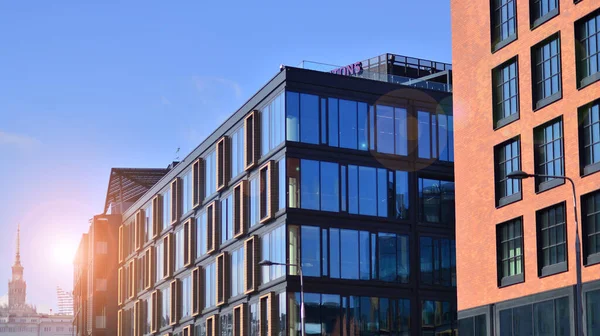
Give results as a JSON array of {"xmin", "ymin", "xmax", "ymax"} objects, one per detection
[{"xmin": 175, "ymin": 147, "xmax": 180, "ymax": 161}]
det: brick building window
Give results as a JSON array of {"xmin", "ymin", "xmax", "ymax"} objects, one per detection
[
  {"xmin": 491, "ymin": 0, "xmax": 517, "ymax": 51},
  {"xmin": 494, "ymin": 137, "xmax": 521, "ymax": 207},
  {"xmin": 536, "ymin": 202, "xmax": 567, "ymax": 276},
  {"xmin": 493, "ymin": 58, "xmax": 519, "ymax": 128},
  {"xmin": 530, "ymin": 0, "xmax": 558, "ymax": 28},
  {"xmin": 583, "ymin": 190, "xmax": 600, "ymax": 265},
  {"xmin": 580, "ymin": 100, "xmax": 600, "ymax": 175},
  {"xmin": 532, "ymin": 34, "xmax": 562, "ymax": 110},
  {"xmin": 576, "ymin": 9, "xmax": 600, "ymax": 88},
  {"xmin": 534, "ymin": 117, "xmax": 564, "ymax": 192},
  {"xmin": 497, "ymin": 218, "xmax": 524, "ymax": 287}
]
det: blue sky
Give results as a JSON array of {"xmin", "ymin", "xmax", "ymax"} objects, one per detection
[{"xmin": 0, "ymin": 0, "xmax": 451, "ymax": 311}]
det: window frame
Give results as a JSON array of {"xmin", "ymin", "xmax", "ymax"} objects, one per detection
[
  {"xmin": 490, "ymin": 0, "xmax": 518, "ymax": 52},
  {"xmin": 536, "ymin": 202, "xmax": 568, "ymax": 277},
  {"xmin": 531, "ymin": 33, "xmax": 563, "ymax": 110},
  {"xmin": 582, "ymin": 190, "xmax": 600, "ymax": 265},
  {"xmin": 533, "ymin": 116, "xmax": 565, "ymax": 193},
  {"xmin": 530, "ymin": 0, "xmax": 559, "ymax": 29},
  {"xmin": 492, "ymin": 57, "xmax": 520, "ymax": 129},
  {"xmin": 579, "ymin": 99, "xmax": 600, "ymax": 176},
  {"xmin": 575, "ymin": 9, "xmax": 600, "ymax": 89},
  {"xmin": 496, "ymin": 217, "xmax": 525, "ymax": 287},
  {"xmin": 494, "ymin": 137, "xmax": 522, "ymax": 207}
]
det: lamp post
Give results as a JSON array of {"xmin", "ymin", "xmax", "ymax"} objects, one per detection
[
  {"xmin": 507, "ymin": 170, "xmax": 584, "ymax": 336},
  {"xmin": 258, "ymin": 260, "xmax": 305, "ymax": 336}
]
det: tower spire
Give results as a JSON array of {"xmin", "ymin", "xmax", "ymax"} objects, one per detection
[{"xmin": 15, "ymin": 224, "xmax": 21, "ymax": 266}]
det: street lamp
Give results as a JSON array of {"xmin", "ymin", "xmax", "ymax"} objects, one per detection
[
  {"xmin": 507, "ymin": 170, "xmax": 584, "ymax": 336},
  {"xmin": 258, "ymin": 260, "xmax": 305, "ymax": 336}
]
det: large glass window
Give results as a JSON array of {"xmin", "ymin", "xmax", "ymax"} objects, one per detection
[
  {"xmin": 418, "ymin": 178, "xmax": 455, "ymax": 224},
  {"xmin": 376, "ymin": 105, "xmax": 408, "ymax": 155},
  {"xmin": 231, "ymin": 247, "xmax": 244, "ymax": 297},
  {"xmin": 532, "ymin": 35, "xmax": 562, "ymax": 109},
  {"xmin": 221, "ymin": 194, "xmax": 234, "ymax": 243},
  {"xmin": 583, "ymin": 190, "xmax": 600, "ymax": 265},
  {"xmin": 497, "ymin": 218, "xmax": 524, "ymax": 287},
  {"xmin": 420, "ymin": 237, "xmax": 456, "ymax": 287},
  {"xmin": 422, "ymin": 301, "xmax": 456, "ymax": 336},
  {"xmin": 162, "ymin": 189, "xmax": 171, "ymax": 231},
  {"xmin": 580, "ymin": 100, "xmax": 600, "ymax": 175},
  {"xmin": 249, "ymin": 176, "xmax": 260, "ymax": 228},
  {"xmin": 261, "ymin": 225, "xmax": 285, "ymax": 283},
  {"xmin": 220, "ymin": 312, "xmax": 233, "ymax": 336},
  {"xmin": 295, "ymin": 159, "xmax": 340, "ymax": 212},
  {"xmin": 249, "ymin": 302, "xmax": 259, "ymax": 336},
  {"xmin": 588, "ymin": 289, "xmax": 600, "ymax": 336},
  {"xmin": 204, "ymin": 262, "xmax": 216, "ymax": 308},
  {"xmin": 181, "ymin": 275, "xmax": 191, "ymax": 319},
  {"xmin": 493, "ymin": 58, "xmax": 519, "ymax": 128},
  {"xmin": 196, "ymin": 211, "xmax": 207, "ymax": 258},
  {"xmin": 286, "ymin": 92, "xmax": 319, "ymax": 145},
  {"xmin": 300, "ymin": 226, "xmax": 321, "ymax": 277},
  {"xmin": 395, "ymin": 171, "xmax": 410, "ymax": 220},
  {"xmin": 278, "ymin": 158, "xmax": 286, "ymax": 210},
  {"xmin": 262, "ymin": 91, "xmax": 285, "ymax": 156},
  {"xmin": 458, "ymin": 315, "xmax": 487, "ymax": 336},
  {"xmin": 156, "ymin": 240, "xmax": 164, "ymax": 281},
  {"xmin": 417, "ymin": 111, "xmax": 454, "ymax": 162},
  {"xmin": 378, "ymin": 233, "xmax": 410, "ymax": 283},
  {"xmin": 182, "ymin": 170, "xmax": 193, "ymax": 214},
  {"xmin": 161, "ymin": 286, "xmax": 170, "ymax": 328},
  {"xmin": 536, "ymin": 203, "xmax": 567, "ymax": 276},
  {"xmin": 494, "ymin": 137, "xmax": 521, "ymax": 206},
  {"xmin": 576, "ymin": 10, "xmax": 600, "ymax": 88},
  {"xmin": 231, "ymin": 127, "xmax": 244, "ymax": 178},
  {"xmin": 534, "ymin": 117, "xmax": 564, "ymax": 191},
  {"xmin": 531, "ymin": 0, "xmax": 558, "ymax": 27},
  {"xmin": 175, "ymin": 228, "xmax": 184, "ymax": 271},
  {"xmin": 491, "ymin": 0, "xmax": 517, "ymax": 50},
  {"xmin": 205, "ymin": 150, "xmax": 216, "ymax": 197},
  {"xmin": 145, "ymin": 297, "xmax": 152, "ymax": 334},
  {"xmin": 144, "ymin": 203, "xmax": 153, "ymax": 242},
  {"xmin": 498, "ymin": 297, "xmax": 569, "ymax": 336}
]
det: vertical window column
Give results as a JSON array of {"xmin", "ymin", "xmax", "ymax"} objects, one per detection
[{"xmin": 497, "ymin": 218, "xmax": 524, "ymax": 287}]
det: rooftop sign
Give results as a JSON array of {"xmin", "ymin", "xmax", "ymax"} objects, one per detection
[{"xmin": 330, "ymin": 61, "xmax": 363, "ymax": 76}]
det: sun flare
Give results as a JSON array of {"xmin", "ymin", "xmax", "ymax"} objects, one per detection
[{"xmin": 51, "ymin": 241, "xmax": 77, "ymax": 265}]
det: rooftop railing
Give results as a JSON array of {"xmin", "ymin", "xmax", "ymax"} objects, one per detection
[{"xmin": 295, "ymin": 60, "xmax": 452, "ymax": 93}]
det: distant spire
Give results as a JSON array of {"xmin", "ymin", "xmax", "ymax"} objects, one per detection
[{"xmin": 15, "ymin": 224, "xmax": 21, "ymax": 266}]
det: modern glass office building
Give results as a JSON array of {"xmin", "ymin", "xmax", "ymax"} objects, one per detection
[{"xmin": 117, "ymin": 54, "xmax": 456, "ymax": 336}]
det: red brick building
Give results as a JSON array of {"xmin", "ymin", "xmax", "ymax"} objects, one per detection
[{"xmin": 452, "ymin": 0, "xmax": 600, "ymax": 334}]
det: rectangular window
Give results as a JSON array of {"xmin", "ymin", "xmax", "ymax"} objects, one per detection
[
  {"xmin": 192, "ymin": 159, "xmax": 203, "ymax": 210},
  {"xmin": 231, "ymin": 247, "xmax": 244, "ymax": 297},
  {"xmin": 420, "ymin": 237, "xmax": 456, "ymax": 286},
  {"xmin": 156, "ymin": 240, "xmax": 164, "ymax": 281},
  {"xmin": 197, "ymin": 211, "xmax": 207, "ymax": 258},
  {"xmin": 530, "ymin": 0, "xmax": 558, "ymax": 28},
  {"xmin": 322, "ymin": 97, "xmax": 369, "ymax": 151},
  {"xmin": 205, "ymin": 150, "xmax": 217, "ymax": 197},
  {"xmin": 580, "ymin": 100, "xmax": 600, "ymax": 175},
  {"xmin": 216, "ymin": 252, "xmax": 228, "ymax": 306},
  {"xmin": 493, "ymin": 58, "xmax": 519, "ymax": 128},
  {"xmin": 297, "ymin": 159, "xmax": 340, "ymax": 212},
  {"xmin": 458, "ymin": 314, "xmax": 487, "ymax": 336},
  {"xmin": 152, "ymin": 195, "xmax": 161, "ymax": 237},
  {"xmin": 262, "ymin": 91, "xmax": 285, "ymax": 155},
  {"xmin": 576, "ymin": 10, "xmax": 600, "ymax": 88},
  {"xmin": 588, "ymin": 289, "xmax": 600, "ymax": 335},
  {"xmin": 220, "ymin": 312, "xmax": 233, "ymax": 336},
  {"xmin": 278, "ymin": 158, "xmax": 286, "ymax": 211},
  {"xmin": 181, "ymin": 275, "xmax": 191, "ymax": 319},
  {"xmin": 532, "ymin": 34, "xmax": 562, "ymax": 110},
  {"xmin": 417, "ymin": 111, "xmax": 454, "ymax": 161},
  {"xmin": 378, "ymin": 233, "xmax": 410, "ymax": 283},
  {"xmin": 259, "ymin": 162, "xmax": 275, "ymax": 223},
  {"xmin": 175, "ymin": 228, "xmax": 185, "ymax": 271},
  {"xmin": 498, "ymin": 297, "xmax": 569, "ymax": 336},
  {"xmin": 245, "ymin": 110, "xmax": 259, "ymax": 169},
  {"xmin": 182, "ymin": 170, "xmax": 193, "ymax": 214},
  {"xmin": 259, "ymin": 294, "xmax": 273, "ymax": 336},
  {"xmin": 261, "ymin": 225, "xmax": 285, "ymax": 283},
  {"xmin": 249, "ymin": 176, "xmax": 260, "ymax": 228},
  {"xmin": 161, "ymin": 287, "xmax": 170, "ymax": 328},
  {"xmin": 191, "ymin": 267, "xmax": 200, "ymax": 316},
  {"xmin": 233, "ymin": 304, "xmax": 247, "ymax": 336},
  {"xmin": 204, "ymin": 262, "xmax": 216, "ymax": 308},
  {"xmin": 300, "ymin": 226, "xmax": 321, "ymax": 277},
  {"xmin": 537, "ymin": 203, "xmax": 567, "ymax": 276},
  {"xmin": 144, "ymin": 204, "xmax": 153, "ymax": 242},
  {"xmin": 233, "ymin": 181, "xmax": 247, "ymax": 238},
  {"xmin": 171, "ymin": 178, "xmax": 181, "ymax": 225},
  {"xmin": 286, "ymin": 92, "xmax": 319, "ymax": 144},
  {"xmin": 494, "ymin": 137, "xmax": 521, "ymax": 206},
  {"xmin": 418, "ymin": 178, "xmax": 455, "ymax": 224},
  {"xmin": 206, "ymin": 202, "xmax": 218, "ymax": 254},
  {"xmin": 216, "ymin": 136, "xmax": 230, "ymax": 191},
  {"xmin": 221, "ymin": 194, "xmax": 234, "ymax": 243},
  {"xmin": 162, "ymin": 189, "xmax": 171, "ymax": 232},
  {"xmin": 491, "ymin": 0, "xmax": 517, "ymax": 50},
  {"xmin": 244, "ymin": 236, "xmax": 258, "ymax": 294},
  {"xmin": 497, "ymin": 218, "xmax": 524, "ymax": 287},
  {"xmin": 422, "ymin": 300, "xmax": 456, "ymax": 335},
  {"xmin": 534, "ymin": 117, "xmax": 564, "ymax": 192},
  {"xmin": 583, "ymin": 190, "xmax": 600, "ymax": 265},
  {"xmin": 231, "ymin": 127, "xmax": 244, "ymax": 178},
  {"xmin": 376, "ymin": 105, "xmax": 408, "ymax": 155}
]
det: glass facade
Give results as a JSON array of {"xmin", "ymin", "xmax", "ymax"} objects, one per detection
[
  {"xmin": 421, "ymin": 300, "xmax": 456, "ymax": 336},
  {"xmin": 221, "ymin": 194, "xmax": 234, "ymax": 243},
  {"xmin": 262, "ymin": 91, "xmax": 285, "ymax": 155},
  {"xmin": 498, "ymin": 297, "xmax": 569, "ymax": 336},
  {"xmin": 417, "ymin": 111, "xmax": 454, "ymax": 162},
  {"xmin": 418, "ymin": 178, "xmax": 455, "ymax": 224},
  {"xmin": 231, "ymin": 127, "xmax": 244, "ymax": 178},
  {"xmin": 420, "ymin": 237, "xmax": 456, "ymax": 287},
  {"xmin": 205, "ymin": 150, "xmax": 216, "ymax": 197},
  {"xmin": 231, "ymin": 246, "xmax": 244, "ymax": 297},
  {"xmin": 161, "ymin": 286, "xmax": 170, "ymax": 328},
  {"xmin": 204, "ymin": 262, "xmax": 216, "ymax": 308},
  {"xmin": 182, "ymin": 169, "xmax": 193, "ymax": 214},
  {"xmin": 175, "ymin": 228, "xmax": 184, "ymax": 271},
  {"xmin": 181, "ymin": 274, "xmax": 191, "ymax": 319},
  {"xmin": 196, "ymin": 211, "xmax": 207, "ymax": 258},
  {"xmin": 261, "ymin": 225, "xmax": 285, "ymax": 284},
  {"xmin": 162, "ymin": 189, "xmax": 171, "ymax": 231}
]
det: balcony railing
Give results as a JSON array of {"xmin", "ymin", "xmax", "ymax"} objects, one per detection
[{"xmin": 295, "ymin": 60, "xmax": 452, "ymax": 93}]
